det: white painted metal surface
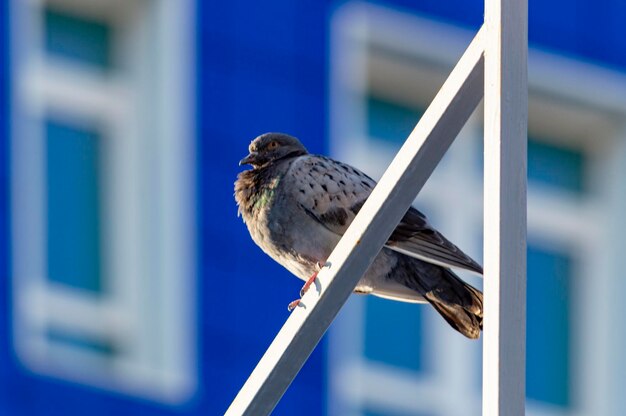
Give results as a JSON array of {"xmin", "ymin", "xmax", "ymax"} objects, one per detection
[
  {"xmin": 483, "ymin": 0, "xmax": 528, "ymax": 415},
  {"xmin": 226, "ymin": 29, "xmax": 486, "ymax": 416}
]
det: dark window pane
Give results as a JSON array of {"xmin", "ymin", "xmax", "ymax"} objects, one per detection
[
  {"xmin": 46, "ymin": 119, "xmax": 103, "ymax": 293},
  {"xmin": 367, "ymin": 95, "xmax": 424, "ymax": 146},
  {"xmin": 475, "ymin": 134, "xmax": 586, "ymax": 194},
  {"xmin": 364, "ymin": 296, "xmax": 425, "ymax": 372},
  {"xmin": 526, "ymin": 243, "xmax": 571, "ymax": 406},
  {"xmin": 527, "ymin": 137, "xmax": 585, "ymax": 193},
  {"xmin": 363, "ymin": 408, "xmax": 434, "ymax": 416},
  {"xmin": 44, "ymin": 8, "xmax": 112, "ymax": 69},
  {"xmin": 46, "ymin": 327, "xmax": 116, "ymax": 357}
]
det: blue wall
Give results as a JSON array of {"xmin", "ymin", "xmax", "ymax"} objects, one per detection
[
  {"xmin": 383, "ymin": 0, "xmax": 626, "ymax": 71},
  {"xmin": 196, "ymin": 0, "xmax": 330, "ymax": 414},
  {"xmin": 0, "ymin": 0, "xmax": 13, "ymax": 412},
  {"xmin": 1, "ymin": 0, "xmax": 625, "ymax": 415},
  {"xmin": 0, "ymin": 0, "xmax": 330, "ymax": 414}
]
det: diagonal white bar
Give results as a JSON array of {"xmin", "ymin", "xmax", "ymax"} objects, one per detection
[
  {"xmin": 226, "ymin": 27, "xmax": 486, "ymax": 416},
  {"xmin": 483, "ymin": 0, "xmax": 527, "ymax": 414}
]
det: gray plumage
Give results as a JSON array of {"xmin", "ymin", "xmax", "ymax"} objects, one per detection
[{"xmin": 235, "ymin": 132, "xmax": 483, "ymax": 339}]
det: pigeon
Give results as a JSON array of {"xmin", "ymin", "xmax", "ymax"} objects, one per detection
[{"xmin": 235, "ymin": 132, "xmax": 483, "ymax": 339}]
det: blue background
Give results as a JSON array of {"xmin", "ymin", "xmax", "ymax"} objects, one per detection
[{"xmin": 1, "ymin": 0, "xmax": 625, "ymax": 414}]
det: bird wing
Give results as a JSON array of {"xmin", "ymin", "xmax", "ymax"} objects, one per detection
[
  {"xmin": 289, "ymin": 155, "xmax": 483, "ymax": 275},
  {"xmin": 386, "ymin": 207, "xmax": 483, "ymax": 274},
  {"xmin": 289, "ymin": 154, "xmax": 375, "ymax": 235}
]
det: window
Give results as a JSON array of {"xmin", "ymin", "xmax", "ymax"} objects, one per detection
[
  {"xmin": 328, "ymin": 5, "xmax": 484, "ymax": 416},
  {"xmin": 44, "ymin": 7, "xmax": 112, "ymax": 69},
  {"xmin": 329, "ymin": 3, "xmax": 623, "ymax": 416},
  {"xmin": 45, "ymin": 326, "xmax": 117, "ymax": 359},
  {"xmin": 46, "ymin": 118, "xmax": 104, "ymax": 293},
  {"xmin": 364, "ymin": 297, "xmax": 426, "ymax": 372},
  {"xmin": 528, "ymin": 137, "xmax": 586, "ymax": 194},
  {"xmin": 10, "ymin": 0, "xmax": 196, "ymax": 404},
  {"xmin": 476, "ymin": 135, "xmax": 587, "ymax": 195},
  {"xmin": 527, "ymin": 243, "xmax": 572, "ymax": 407},
  {"xmin": 363, "ymin": 408, "xmax": 434, "ymax": 416},
  {"xmin": 367, "ymin": 95, "xmax": 424, "ymax": 146}
]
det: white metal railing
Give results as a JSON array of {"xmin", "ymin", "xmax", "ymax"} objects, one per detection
[
  {"xmin": 226, "ymin": 0, "xmax": 527, "ymax": 414},
  {"xmin": 483, "ymin": 0, "xmax": 527, "ymax": 413}
]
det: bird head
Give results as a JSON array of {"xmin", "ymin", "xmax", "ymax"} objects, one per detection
[{"xmin": 239, "ymin": 133, "xmax": 308, "ymax": 168}]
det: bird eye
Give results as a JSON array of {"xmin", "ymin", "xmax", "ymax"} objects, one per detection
[{"xmin": 267, "ymin": 141, "xmax": 279, "ymax": 150}]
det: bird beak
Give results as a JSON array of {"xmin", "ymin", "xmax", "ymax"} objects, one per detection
[{"xmin": 239, "ymin": 152, "xmax": 258, "ymax": 166}]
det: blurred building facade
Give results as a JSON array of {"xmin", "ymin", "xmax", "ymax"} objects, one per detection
[
  {"xmin": 327, "ymin": 4, "xmax": 626, "ymax": 416},
  {"xmin": 0, "ymin": 0, "xmax": 625, "ymax": 415}
]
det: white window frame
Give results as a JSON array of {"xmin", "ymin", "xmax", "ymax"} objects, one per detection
[
  {"xmin": 10, "ymin": 0, "xmax": 197, "ymax": 403},
  {"xmin": 327, "ymin": 3, "xmax": 626, "ymax": 416}
]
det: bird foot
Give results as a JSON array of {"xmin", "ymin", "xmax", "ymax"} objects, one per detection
[
  {"xmin": 289, "ymin": 261, "xmax": 330, "ymax": 312},
  {"xmin": 299, "ymin": 261, "xmax": 330, "ymax": 297}
]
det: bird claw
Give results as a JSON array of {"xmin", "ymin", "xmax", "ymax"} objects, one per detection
[
  {"xmin": 299, "ymin": 279, "xmax": 314, "ymax": 297},
  {"xmin": 291, "ymin": 261, "xmax": 330, "ymax": 310},
  {"xmin": 316, "ymin": 261, "xmax": 330, "ymax": 270},
  {"xmin": 299, "ymin": 261, "xmax": 330, "ymax": 297}
]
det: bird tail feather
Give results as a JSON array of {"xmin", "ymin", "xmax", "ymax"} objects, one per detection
[{"xmin": 422, "ymin": 269, "xmax": 483, "ymax": 339}]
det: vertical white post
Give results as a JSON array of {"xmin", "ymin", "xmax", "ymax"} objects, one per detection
[{"xmin": 483, "ymin": 0, "xmax": 527, "ymax": 415}]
